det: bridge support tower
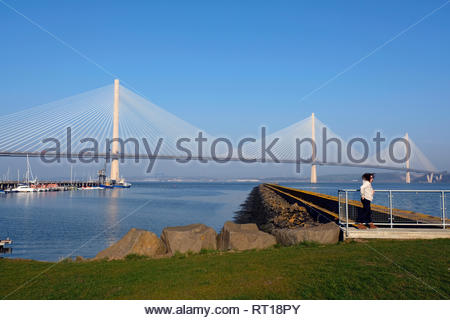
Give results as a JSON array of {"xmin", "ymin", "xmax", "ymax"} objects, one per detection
[
  {"xmin": 310, "ymin": 113, "xmax": 317, "ymax": 184},
  {"xmin": 110, "ymin": 79, "xmax": 120, "ymax": 183},
  {"xmin": 405, "ymin": 133, "xmax": 411, "ymax": 184}
]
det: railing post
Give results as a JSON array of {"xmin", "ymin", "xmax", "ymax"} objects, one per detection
[
  {"xmin": 389, "ymin": 191, "xmax": 393, "ymax": 229},
  {"xmin": 338, "ymin": 191, "xmax": 341, "ymax": 225},
  {"xmin": 442, "ymin": 191, "xmax": 446, "ymax": 230},
  {"xmin": 345, "ymin": 191, "xmax": 349, "ymax": 237}
]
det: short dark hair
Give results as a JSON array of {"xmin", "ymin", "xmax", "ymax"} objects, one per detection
[{"xmin": 362, "ymin": 173, "xmax": 374, "ymax": 181}]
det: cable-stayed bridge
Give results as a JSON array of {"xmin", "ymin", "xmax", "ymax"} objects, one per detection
[{"xmin": 0, "ymin": 80, "xmax": 445, "ymax": 183}]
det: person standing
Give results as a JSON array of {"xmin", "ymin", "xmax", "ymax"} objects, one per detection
[{"xmin": 357, "ymin": 173, "xmax": 377, "ymax": 229}]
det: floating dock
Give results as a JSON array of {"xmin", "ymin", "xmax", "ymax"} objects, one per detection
[{"xmin": 265, "ymin": 184, "xmax": 450, "ymax": 240}]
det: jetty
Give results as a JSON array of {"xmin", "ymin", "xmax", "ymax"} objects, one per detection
[
  {"xmin": 0, "ymin": 180, "xmax": 100, "ymax": 191},
  {"xmin": 264, "ymin": 184, "xmax": 450, "ymax": 240}
]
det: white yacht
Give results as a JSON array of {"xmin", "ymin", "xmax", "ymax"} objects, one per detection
[
  {"xmin": 11, "ymin": 184, "xmax": 37, "ymax": 192},
  {"xmin": 11, "ymin": 155, "xmax": 39, "ymax": 192}
]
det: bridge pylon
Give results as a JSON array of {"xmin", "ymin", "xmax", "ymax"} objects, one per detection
[
  {"xmin": 110, "ymin": 79, "xmax": 120, "ymax": 182},
  {"xmin": 310, "ymin": 113, "xmax": 317, "ymax": 184},
  {"xmin": 405, "ymin": 133, "xmax": 411, "ymax": 184}
]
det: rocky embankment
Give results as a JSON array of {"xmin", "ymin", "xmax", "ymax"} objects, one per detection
[
  {"xmin": 94, "ymin": 184, "xmax": 340, "ymax": 260},
  {"xmin": 234, "ymin": 184, "xmax": 340, "ymax": 246},
  {"xmin": 234, "ymin": 184, "xmax": 318, "ymax": 231}
]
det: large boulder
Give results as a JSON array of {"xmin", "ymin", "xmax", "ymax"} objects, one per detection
[
  {"xmin": 95, "ymin": 228, "xmax": 167, "ymax": 260},
  {"xmin": 272, "ymin": 222, "xmax": 341, "ymax": 245},
  {"xmin": 160, "ymin": 223, "xmax": 217, "ymax": 254},
  {"xmin": 217, "ymin": 221, "xmax": 277, "ymax": 251}
]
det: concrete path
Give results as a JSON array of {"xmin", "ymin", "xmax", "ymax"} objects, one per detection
[{"xmin": 344, "ymin": 228, "xmax": 450, "ymax": 240}]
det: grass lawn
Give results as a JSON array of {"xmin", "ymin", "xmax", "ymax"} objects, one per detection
[{"xmin": 0, "ymin": 239, "xmax": 449, "ymax": 299}]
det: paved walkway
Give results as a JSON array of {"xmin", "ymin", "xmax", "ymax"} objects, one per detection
[{"xmin": 344, "ymin": 228, "xmax": 450, "ymax": 239}]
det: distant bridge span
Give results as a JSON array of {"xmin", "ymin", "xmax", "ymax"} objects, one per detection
[{"xmin": 0, "ymin": 151, "xmax": 445, "ymax": 176}]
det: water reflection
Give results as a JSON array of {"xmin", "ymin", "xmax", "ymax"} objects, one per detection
[{"xmin": 104, "ymin": 188, "xmax": 120, "ymax": 246}]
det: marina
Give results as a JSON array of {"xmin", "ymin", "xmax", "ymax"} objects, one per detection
[
  {"xmin": 0, "ymin": 180, "xmax": 100, "ymax": 192},
  {"xmin": 0, "ymin": 167, "xmax": 131, "ymax": 193},
  {"xmin": 0, "ymin": 179, "xmax": 130, "ymax": 192}
]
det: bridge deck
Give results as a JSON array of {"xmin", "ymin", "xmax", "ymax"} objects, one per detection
[{"xmin": 0, "ymin": 151, "xmax": 445, "ymax": 175}]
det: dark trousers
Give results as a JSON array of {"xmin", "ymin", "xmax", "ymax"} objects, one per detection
[{"xmin": 359, "ymin": 198, "xmax": 372, "ymax": 223}]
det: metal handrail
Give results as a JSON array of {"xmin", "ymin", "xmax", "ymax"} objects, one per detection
[{"xmin": 338, "ymin": 189, "xmax": 449, "ymax": 233}]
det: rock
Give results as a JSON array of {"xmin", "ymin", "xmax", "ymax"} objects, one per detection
[
  {"xmin": 272, "ymin": 229, "xmax": 303, "ymax": 246},
  {"xmin": 235, "ymin": 185, "xmax": 317, "ymax": 229},
  {"xmin": 160, "ymin": 223, "xmax": 217, "ymax": 254},
  {"xmin": 217, "ymin": 221, "xmax": 277, "ymax": 251},
  {"xmin": 75, "ymin": 256, "xmax": 85, "ymax": 262},
  {"xmin": 259, "ymin": 223, "xmax": 275, "ymax": 234},
  {"xmin": 234, "ymin": 185, "xmax": 314, "ymax": 229},
  {"xmin": 272, "ymin": 222, "xmax": 341, "ymax": 245},
  {"xmin": 95, "ymin": 228, "xmax": 167, "ymax": 260}
]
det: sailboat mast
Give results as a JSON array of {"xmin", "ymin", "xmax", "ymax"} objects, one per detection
[{"xmin": 26, "ymin": 154, "xmax": 30, "ymax": 184}]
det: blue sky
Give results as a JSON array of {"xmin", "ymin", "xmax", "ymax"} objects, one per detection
[{"xmin": 1, "ymin": 0, "xmax": 449, "ymax": 174}]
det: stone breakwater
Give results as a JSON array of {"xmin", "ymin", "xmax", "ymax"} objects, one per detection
[
  {"xmin": 94, "ymin": 184, "xmax": 341, "ymax": 260},
  {"xmin": 234, "ymin": 184, "xmax": 318, "ymax": 232}
]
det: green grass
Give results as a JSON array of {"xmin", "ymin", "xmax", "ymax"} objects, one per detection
[{"xmin": 0, "ymin": 239, "xmax": 449, "ymax": 299}]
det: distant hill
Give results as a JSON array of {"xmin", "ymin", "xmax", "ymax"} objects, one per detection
[
  {"xmin": 312, "ymin": 172, "xmax": 450, "ymax": 184},
  {"xmin": 126, "ymin": 172, "xmax": 449, "ymax": 184},
  {"xmin": 312, "ymin": 172, "xmax": 404, "ymax": 183},
  {"xmin": 412, "ymin": 173, "xmax": 449, "ymax": 184}
]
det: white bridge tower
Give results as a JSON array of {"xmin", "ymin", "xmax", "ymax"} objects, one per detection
[
  {"xmin": 110, "ymin": 79, "xmax": 120, "ymax": 182},
  {"xmin": 310, "ymin": 113, "xmax": 317, "ymax": 184}
]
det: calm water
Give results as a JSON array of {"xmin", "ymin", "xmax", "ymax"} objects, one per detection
[{"xmin": 1, "ymin": 182, "xmax": 449, "ymax": 261}]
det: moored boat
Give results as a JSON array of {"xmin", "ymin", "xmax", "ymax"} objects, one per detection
[
  {"xmin": 79, "ymin": 186, "xmax": 105, "ymax": 190},
  {"xmin": 100, "ymin": 178, "xmax": 131, "ymax": 189},
  {"xmin": 99, "ymin": 183, "xmax": 114, "ymax": 189},
  {"xmin": 11, "ymin": 184, "xmax": 37, "ymax": 192},
  {"xmin": 114, "ymin": 179, "xmax": 132, "ymax": 188}
]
